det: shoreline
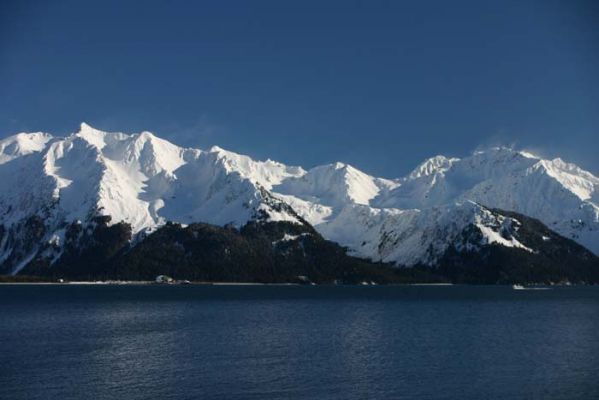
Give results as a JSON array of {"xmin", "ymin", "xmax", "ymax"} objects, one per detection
[
  {"xmin": 0, "ymin": 280, "xmax": 588, "ymax": 287},
  {"xmin": 0, "ymin": 280, "xmax": 451, "ymax": 286}
]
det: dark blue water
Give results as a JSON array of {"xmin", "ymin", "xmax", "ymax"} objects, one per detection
[{"xmin": 1, "ymin": 285, "xmax": 598, "ymax": 400}]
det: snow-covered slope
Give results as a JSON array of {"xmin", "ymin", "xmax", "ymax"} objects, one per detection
[
  {"xmin": 375, "ymin": 148, "xmax": 599, "ymax": 257},
  {"xmin": 1, "ymin": 124, "xmax": 597, "ymax": 274},
  {"xmin": 0, "ymin": 132, "xmax": 52, "ymax": 165},
  {"xmin": 275, "ymin": 147, "xmax": 598, "ymax": 265}
]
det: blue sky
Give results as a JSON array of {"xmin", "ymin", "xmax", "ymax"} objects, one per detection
[{"xmin": 1, "ymin": 0, "xmax": 597, "ymax": 177}]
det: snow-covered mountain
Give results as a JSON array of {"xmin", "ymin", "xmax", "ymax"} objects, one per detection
[
  {"xmin": 1, "ymin": 123, "xmax": 598, "ymax": 275},
  {"xmin": 290, "ymin": 147, "xmax": 599, "ymax": 266}
]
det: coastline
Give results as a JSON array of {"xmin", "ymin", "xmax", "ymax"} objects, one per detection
[{"xmin": 0, "ymin": 280, "xmax": 450, "ymax": 286}]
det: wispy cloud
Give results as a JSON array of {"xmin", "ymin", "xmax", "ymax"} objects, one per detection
[
  {"xmin": 158, "ymin": 115, "xmax": 228, "ymax": 149},
  {"xmin": 471, "ymin": 128, "xmax": 520, "ymax": 155}
]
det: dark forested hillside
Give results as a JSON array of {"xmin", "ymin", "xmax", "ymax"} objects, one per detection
[
  {"xmin": 20, "ymin": 219, "xmax": 441, "ymax": 284},
  {"xmin": 436, "ymin": 210, "xmax": 599, "ymax": 284},
  {"xmin": 13, "ymin": 210, "xmax": 599, "ymax": 284}
]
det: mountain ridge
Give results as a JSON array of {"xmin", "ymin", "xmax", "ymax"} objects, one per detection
[{"xmin": 1, "ymin": 123, "xmax": 598, "ymax": 279}]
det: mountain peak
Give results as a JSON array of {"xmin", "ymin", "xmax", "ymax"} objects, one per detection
[
  {"xmin": 79, "ymin": 122, "xmax": 94, "ymax": 132},
  {"xmin": 468, "ymin": 146, "xmax": 539, "ymax": 166},
  {"xmin": 73, "ymin": 122, "xmax": 114, "ymax": 149},
  {"xmin": 408, "ymin": 155, "xmax": 459, "ymax": 179}
]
